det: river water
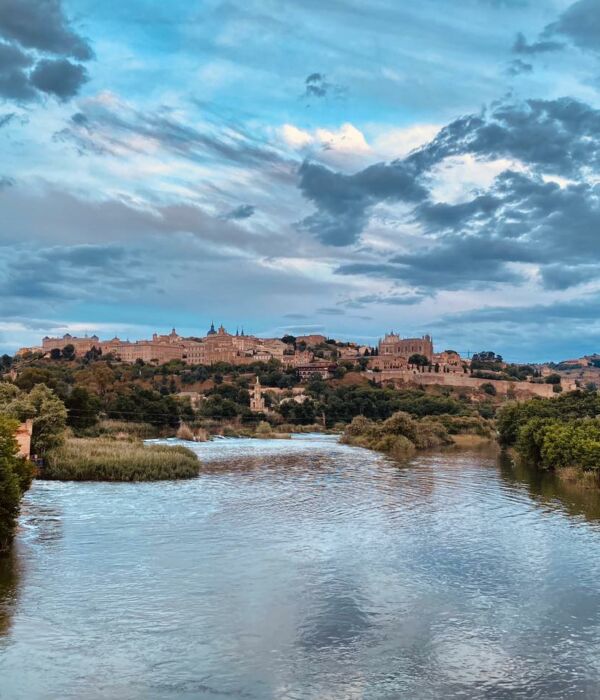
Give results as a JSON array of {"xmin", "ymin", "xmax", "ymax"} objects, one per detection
[{"xmin": 2, "ymin": 434, "xmax": 600, "ymax": 699}]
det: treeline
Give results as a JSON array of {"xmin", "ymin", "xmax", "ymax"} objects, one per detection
[{"xmin": 497, "ymin": 390, "xmax": 600, "ymax": 473}]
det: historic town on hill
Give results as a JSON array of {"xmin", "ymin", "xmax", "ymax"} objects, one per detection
[{"xmin": 16, "ymin": 322, "xmax": 600, "ymax": 399}]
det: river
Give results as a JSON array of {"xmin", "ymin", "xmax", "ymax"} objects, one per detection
[{"xmin": 2, "ymin": 434, "xmax": 600, "ymax": 699}]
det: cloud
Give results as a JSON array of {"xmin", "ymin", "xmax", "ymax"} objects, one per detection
[
  {"xmin": 0, "ymin": 0, "xmax": 92, "ymax": 103},
  {"xmin": 512, "ymin": 31, "xmax": 564, "ymax": 55},
  {"xmin": 298, "ymin": 97, "xmax": 600, "ymax": 255},
  {"xmin": 0, "ymin": 176, "xmax": 15, "ymax": 190},
  {"xmin": 30, "ymin": 58, "xmax": 88, "ymax": 100},
  {"xmin": 297, "ymin": 159, "xmax": 427, "ymax": 246},
  {"xmin": 340, "ymin": 291, "xmax": 430, "ymax": 308},
  {"xmin": 59, "ymin": 94, "xmax": 289, "ymax": 167},
  {"xmin": 0, "ymin": 0, "xmax": 93, "ymax": 60},
  {"xmin": 0, "ymin": 113, "xmax": 15, "ymax": 128},
  {"xmin": 222, "ymin": 204, "xmax": 255, "ymax": 220},
  {"xmin": 546, "ymin": 0, "xmax": 600, "ymax": 54},
  {"xmin": 506, "ymin": 59, "xmax": 533, "ymax": 76},
  {"xmin": 302, "ymin": 72, "xmax": 347, "ymax": 101},
  {"xmin": 0, "ymin": 243, "xmax": 146, "ymax": 305},
  {"xmin": 316, "ymin": 307, "xmax": 345, "ymax": 315}
]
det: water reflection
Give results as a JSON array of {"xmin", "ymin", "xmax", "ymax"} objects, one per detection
[
  {"xmin": 0, "ymin": 551, "xmax": 19, "ymax": 638},
  {"xmin": 499, "ymin": 450, "xmax": 600, "ymax": 522},
  {"xmin": 2, "ymin": 435, "xmax": 600, "ymax": 699}
]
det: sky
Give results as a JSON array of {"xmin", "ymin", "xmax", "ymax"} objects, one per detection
[{"xmin": 1, "ymin": 0, "xmax": 600, "ymax": 362}]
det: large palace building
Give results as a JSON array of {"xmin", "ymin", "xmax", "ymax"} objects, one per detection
[{"xmin": 35, "ymin": 324, "xmax": 289, "ymax": 366}]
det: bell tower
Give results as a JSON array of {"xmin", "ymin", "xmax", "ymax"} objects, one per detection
[{"xmin": 250, "ymin": 376, "xmax": 266, "ymax": 412}]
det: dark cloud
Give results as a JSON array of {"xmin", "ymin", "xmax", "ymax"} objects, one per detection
[
  {"xmin": 297, "ymin": 159, "xmax": 427, "ymax": 246},
  {"xmin": 294, "ymin": 95, "xmax": 600, "ymax": 293},
  {"xmin": 0, "ymin": 176, "xmax": 15, "ymax": 190},
  {"xmin": 0, "ymin": 0, "xmax": 93, "ymax": 60},
  {"xmin": 299, "ymin": 97, "xmax": 600, "ymax": 259},
  {"xmin": 30, "ymin": 58, "xmax": 88, "ymax": 100},
  {"xmin": 546, "ymin": 0, "xmax": 600, "ymax": 54},
  {"xmin": 0, "ymin": 0, "xmax": 92, "ymax": 103},
  {"xmin": 512, "ymin": 31, "xmax": 564, "ymax": 55},
  {"xmin": 0, "ymin": 113, "xmax": 15, "ymax": 128},
  {"xmin": 506, "ymin": 58, "xmax": 533, "ymax": 76},
  {"xmin": 302, "ymin": 72, "xmax": 347, "ymax": 101},
  {"xmin": 0, "ymin": 40, "xmax": 36, "ymax": 100},
  {"xmin": 222, "ymin": 204, "xmax": 256, "ymax": 220},
  {"xmin": 0, "ymin": 243, "xmax": 146, "ymax": 304}
]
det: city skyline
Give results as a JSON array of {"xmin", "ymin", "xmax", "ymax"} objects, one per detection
[{"xmin": 1, "ymin": 1, "xmax": 600, "ymax": 361}]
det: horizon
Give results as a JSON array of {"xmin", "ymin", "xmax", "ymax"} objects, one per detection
[{"xmin": 2, "ymin": 1, "xmax": 600, "ymax": 362}]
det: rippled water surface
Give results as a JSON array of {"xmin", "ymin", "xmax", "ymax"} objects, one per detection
[{"xmin": 2, "ymin": 434, "xmax": 600, "ymax": 699}]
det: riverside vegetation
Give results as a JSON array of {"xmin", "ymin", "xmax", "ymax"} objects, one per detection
[
  {"xmin": 497, "ymin": 389, "xmax": 600, "ymax": 481},
  {"xmin": 342, "ymin": 412, "xmax": 494, "ymax": 458},
  {"xmin": 45, "ymin": 438, "xmax": 200, "ymax": 482},
  {"xmin": 0, "ymin": 416, "xmax": 36, "ymax": 554}
]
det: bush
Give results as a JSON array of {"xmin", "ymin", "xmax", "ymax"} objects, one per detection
[
  {"xmin": 480, "ymin": 382, "xmax": 497, "ymax": 396},
  {"xmin": 44, "ymin": 437, "xmax": 200, "ymax": 481}
]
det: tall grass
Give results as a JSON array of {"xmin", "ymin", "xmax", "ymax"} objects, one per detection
[
  {"xmin": 78, "ymin": 420, "xmax": 159, "ymax": 439},
  {"xmin": 44, "ymin": 437, "xmax": 200, "ymax": 481}
]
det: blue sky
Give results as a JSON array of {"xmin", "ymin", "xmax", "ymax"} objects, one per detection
[{"xmin": 1, "ymin": 0, "xmax": 600, "ymax": 361}]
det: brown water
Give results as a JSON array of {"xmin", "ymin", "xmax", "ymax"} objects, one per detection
[{"xmin": 2, "ymin": 434, "xmax": 600, "ymax": 699}]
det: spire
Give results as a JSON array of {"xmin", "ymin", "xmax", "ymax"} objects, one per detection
[{"xmin": 207, "ymin": 321, "xmax": 216, "ymax": 336}]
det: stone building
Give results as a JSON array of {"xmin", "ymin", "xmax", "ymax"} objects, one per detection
[
  {"xmin": 297, "ymin": 363, "xmax": 337, "ymax": 381},
  {"xmin": 378, "ymin": 332, "xmax": 433, "ymax": 362},
  {"xmin": 42, "ymin": 333, "xmax": 101, "ymax": 355},
  {"xmin": 250, "ymin": 376, "xmax": 266, "ymax": 412}
]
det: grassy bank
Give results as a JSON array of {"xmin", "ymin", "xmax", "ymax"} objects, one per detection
[
  {"xmin": 44, "ymin": 437, "xmax": 200, "ymax": 481},
  {"xmin": 341, "ymin": 411, "xmax": 494, "ymax": 459}
]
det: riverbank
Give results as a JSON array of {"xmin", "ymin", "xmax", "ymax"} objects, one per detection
[
  {"xmin": 44, "ymin": 437, "xmax": 200, "ymax": 481},
  {"xmin": 341, "ymin": 411, "xmax": 494, "ymax": 459}
]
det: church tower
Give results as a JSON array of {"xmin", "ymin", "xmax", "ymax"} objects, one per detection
[{"xmin": 250, "ymin": 376, "xmax": 266, "ymax": 412}]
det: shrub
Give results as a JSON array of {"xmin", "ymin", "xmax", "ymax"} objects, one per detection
[
  {"xmin": 44, "ymin": 437, "xmax": 200, "ymax": 481},
  {"xmin": 480, "ymin": 382, "xmax": 497, "ymax": 396},
  {"xmin": 176, "ymin": 423, "xmax": 194, "ymax": 441}
]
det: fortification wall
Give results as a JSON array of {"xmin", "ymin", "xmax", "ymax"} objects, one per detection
[{"xmin": 370, "ymin": 370, "xmax": 558, "ymax": 398}]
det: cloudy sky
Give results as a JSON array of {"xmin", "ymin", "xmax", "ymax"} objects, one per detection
[{"xmin": 1, "ymin": 0, "xmax": 600, "ymax": 361}]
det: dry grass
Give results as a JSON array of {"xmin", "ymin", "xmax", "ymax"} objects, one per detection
[
  {"xmin": 451, "ymin": 434, "xmax": 495, "ymax": 448},
  {"xmin": 45, "ymin": 437, "xmax": 200, "ymax": 481}
]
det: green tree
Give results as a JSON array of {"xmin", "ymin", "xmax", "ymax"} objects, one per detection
[
  {"xmin": 408, "ymin": 354, "xmax": 430, "ymax": 367},
  {"xmin": 0, "ymin": 416, "xmax": 24, "ymax": 554},
  {"xmin": 28, "ymin": 385, "xmax": 68, "ymax": 456},
  {"xmin": 64, "ymin": 387, "xmax": 101, "ymax": 430}
]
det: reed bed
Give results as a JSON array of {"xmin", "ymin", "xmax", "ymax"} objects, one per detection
[{"xmin": 44, "ymin": 437, "xmax": 200, "ymax": 481}]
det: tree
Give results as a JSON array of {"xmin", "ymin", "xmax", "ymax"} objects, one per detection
[
  {"xmin": 0, "ymin": 415, "xmax": 32, "ymax": 555},
  {"xmin": 15, "ymin": 368, "xmax": 55, "ymax": 392},
  {"xmin": 481, "ymin": 382, "xmax": 497, "ymax": 396},
  {"xmin": 64, "ymin": 387, "xmax": 101, "ymax": 430},
  {"xmin": 62, "ymin": 344, "xmax": 76, "ymax": 361},
  {"xmin": 544, "ymin": 373, "xmax": 562, "ymax": 385},
  {"xmin": 409, "ymin": 354, "xmax": 430, "ymax": 367},
  {"xmin": 0, "ymin": 416, "xmax": 20, "ymax": 553},
  {"xmin": 27, "ymin": 385, "xmax": 68, "ymax": 456}
]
